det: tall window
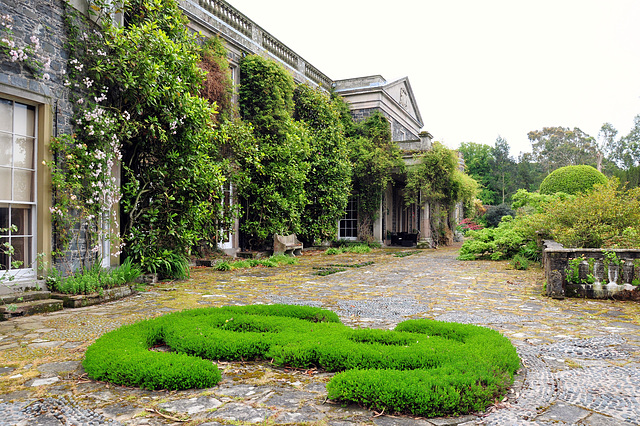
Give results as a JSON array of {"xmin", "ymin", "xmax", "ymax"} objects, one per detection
[
  {"xmin": 339, "ymin": 196, "xmax": 358, "ymax": 240},
  {"xmin": 0, "ymin": 98, "xmax": 37, "ymax": 278}
]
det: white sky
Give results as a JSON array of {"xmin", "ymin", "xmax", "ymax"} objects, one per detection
[{"xmin": 227, "ymin": 0, "xmax": 640, "ymax": 157}]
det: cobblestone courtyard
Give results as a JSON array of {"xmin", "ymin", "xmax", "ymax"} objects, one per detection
[{"xmin": 1, "ymin": 246, "xmax": 639, "ymax": 425}]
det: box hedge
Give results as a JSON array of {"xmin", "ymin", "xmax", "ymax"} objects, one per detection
[{"xmin": 83, "ymin": 304, "xmax": 519, "ymax": 417}]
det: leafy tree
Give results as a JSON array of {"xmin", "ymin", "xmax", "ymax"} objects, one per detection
[
  {"xmin": 293, "ymin": 85, "xmax": 351, "ymax": 245},
  {"xmin": 458, "ymin": 142, "xmax": 496, "ymax": 204},
  {"xmin": 489, "ymin": 136, "xmax": 517, "ymax": 204},
  {"xmin": 528, "ymin": 126, "xmax": 598, "ymax": 173},
  {"xmin": 619, "ymin": 115, "xmax": 640, "ymax": 169},
  {"xmin": 237, "ymin": 55, "xmax": 310, "ymax": 247},
  {"xmin": 515, "ymin": 152, "xmax": 545, "ymax": 193}
]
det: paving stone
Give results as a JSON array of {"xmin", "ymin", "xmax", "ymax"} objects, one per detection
[
  {"xmin": 536, "ymin": 402, "xmax": 590, "ymax": 423},
  {"xmin": 158, "ymin": 396, "xmax": 222, "ymax": 414},
  {"xmin": 37, "ymin": 361, "xmax": 82, "ymax": 375},
  {"xmin": 30, "ymin": 377, "xmax": 60, "ymax": 387},
  {"xmin": 207, "ymin": 402, "xmax": 276, "ymax": 423},
  {"xmin": 430, "ymin": 415, "xmax": 477, "ymax": 425},
  {"xmin": 579, "ymin": 412, "xmax": 635, "ymax": 425},
  {"xmin": 374, "ymin": 416, "xmax": 435, "ymax": 425}
]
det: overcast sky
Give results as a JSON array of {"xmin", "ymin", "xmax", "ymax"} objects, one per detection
[{"xmin": 227, "ymin": 0, "xmax": 640, "ymax": 157}]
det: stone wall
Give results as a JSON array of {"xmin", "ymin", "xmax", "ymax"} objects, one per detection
[
  {"xmin": 543, "ymin": 240, "xmax": 640, "ymax": 300},
  {"xmin": 0, "ymin": 0, "xmax": 74, "ymax": 135},
  {"xmin": 350, "ymin": 107, "xmax": 418, "ymax": 142}
]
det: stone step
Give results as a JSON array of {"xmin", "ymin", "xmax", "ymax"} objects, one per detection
[
  {"xmin": 0, "ymin": 298, "xmax": 63, "ymax": 321},
  {"xmin": 0, "ymin": 291, "xmax": 52, "ymax": 304}
]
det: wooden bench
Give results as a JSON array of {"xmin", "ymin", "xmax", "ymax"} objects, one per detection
[{"xmin": 273, "ymin": 234, "xmax": 303, "ymax": 256}]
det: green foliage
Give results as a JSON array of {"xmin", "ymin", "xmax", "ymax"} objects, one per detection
[
  {"xmin": 214, "ymin": 255, "xmax": 298, "ymax": 271},
  {"xmin": 485, "ymin": 204, "xmax": 515, "ymax": 228},
  {"xmin": 236, "ymin": 55, "xmax": 310, "ymax": 246},
  {"xmin": 543, "ymin": 179, "xmax": 640, "ymax": 248},
  {"xmin": 539, "ymin": 165, "xmax": 607, "ymax": 195},
  {"xmin": 458, "ymin": 213, "xmax": 544, "ymax": 261},
  {"xmin": 348, "ymin": 111, "xmax": 404, "ymax": 238},
  {"xmin": 324, "ymin": 244, "xmax": 372, "ymax": 255},
  {"xmin": 528, "ymin": 127, "xmax": 598, "ymax": 173},
  {"xmin": 293, "ymin": 85, "xmax": 351, "ymax": 244},
  {"xmin": 48, "ymin": 258, "xmax": 142, "ymax": 294},
  {"xmin": 511, "ymin": 189, "xmax": 574, "ymax": 214},
  {"xmin": 510, "ymin": 254, "xmax": 529, "ymax": 270},
  {"xmin": 84, "ymin": 305, "xmax": 519, "ymax": 417},
  {"xmin": 405, "ymin": 142, "xmax": 473, "ymax": 207},
  {"xmin": 63, "ymin": 0, "xmax": 236, "ymax": 274}
]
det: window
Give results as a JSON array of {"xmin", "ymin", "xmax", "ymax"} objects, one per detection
[
  {"xmin": 339, "ymin": 196, "xmax": 358, "ymax": 240},
  {"xmin": 0, "ymin": 98, "xmax": 37, "ymax": 278}
]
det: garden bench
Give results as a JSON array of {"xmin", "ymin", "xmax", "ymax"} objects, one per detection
[{"xmin": 273, "ymin": 234, "xmax": 303, "ymax": 256}]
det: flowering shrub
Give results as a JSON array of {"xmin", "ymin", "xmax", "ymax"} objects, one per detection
[
  {"xmin": 458, "ymin": 218, "xmax": 483, "ymax": 235},
  {"xmin": 50, "ymin": 0, "xmax": 236, "ymax": 278}
]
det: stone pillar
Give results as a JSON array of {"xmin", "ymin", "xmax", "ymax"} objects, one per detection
[
  {"xmin": 417, "ymin": 194, "xmax": 432, "ymax": 249},
  {"xmin": 373, "ymin": 197, "xmax": 383, "ymax": 244}
]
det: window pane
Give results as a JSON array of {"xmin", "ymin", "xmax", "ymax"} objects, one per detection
[
  {"xmin": 11, "ymin": 236, "xmax": 30, "ymax": 268},
  {"xmin": 11, "ymin": 206, "xmax": 31, "ymax": 235},
  {"xmin": 0, "ymin": 206, "xmax": 7, "ymax": 233},
  {"xmin": 14, "ymin": 137, "xmax": 34, "ymax": 169},
  {"xmin": 14, "ymin": 103, "xmax": 35, "ymax": 137},
  {"xmin": 13, "ymin": 169, "xmax": 33, "ymax": 202},
  {"xmin": 0, "ymin": 237, "xmax": 8, "ymax": 269},
  {"xmin": 0, "ymin": 167, "xmax": 10, "ymax": 199},
  {"xmin": 0, "ymin": 99, "xmax": 11, "ymax": 132},
  {"xmin": 0, "ymin": 133, "xmax": 11, "ymax": 166}
]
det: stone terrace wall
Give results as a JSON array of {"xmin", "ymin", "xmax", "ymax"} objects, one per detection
[{"xmin": 543, "ymin": 240, "xmax": 640, "ymax": 300}]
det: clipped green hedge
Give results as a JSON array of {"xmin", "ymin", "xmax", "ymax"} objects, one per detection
[
  {"xmin": 83, "ymin": 305, "xmax": 519, "ymax": 417},
  {"xmin": 539, "ymin": 165, "xmax": 607, "ymax": 195}
]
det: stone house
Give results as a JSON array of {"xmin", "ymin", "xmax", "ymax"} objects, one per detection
[{"xmin": 0, "ymin": 0, "xmax": 450, "ymax": 289}]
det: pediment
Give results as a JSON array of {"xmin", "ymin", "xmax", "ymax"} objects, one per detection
[{"xmin": 383, "ymin": 77, "xmax": 423, "ymax": 127}]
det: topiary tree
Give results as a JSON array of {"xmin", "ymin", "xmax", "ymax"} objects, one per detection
[{"xmin": 539, "ymin": 165, "xmax": 607, "ymax": 195}]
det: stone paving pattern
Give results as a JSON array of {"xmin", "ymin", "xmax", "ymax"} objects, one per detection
[{"xmin": 0, "ymin": 245, "xmax": 639, "ymax": 425}]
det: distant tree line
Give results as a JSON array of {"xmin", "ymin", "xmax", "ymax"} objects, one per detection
[{"xmin": 458, "ymin": 118, "xmax": 640, "ymax": 206}]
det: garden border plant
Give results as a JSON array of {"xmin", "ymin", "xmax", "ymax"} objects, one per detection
[{"xmin": 83, "ymin": 304, "xmax": 520, "ymax": 418}]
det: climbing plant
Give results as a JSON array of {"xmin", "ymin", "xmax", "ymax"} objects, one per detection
[
  {"xmin": 346, "ymin": 110, "xmax": 404, "ymax": 240},
  {"xmin": 404, "ymin": 142, "xmax": 478, "ymax": 243},
  {"xmin": 293, "ymin": 85, "xmax": 351, "ymax": 245},
  {"xmin": 55, "ymin": 0, "xmax": 234, "ymax": 278},
  {"xmin": 237, "ymin": 55, "xmax": 310, "ymax": 247}
]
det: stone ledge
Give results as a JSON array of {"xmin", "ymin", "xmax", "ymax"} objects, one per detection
[
  {"xmin": 0, "ymin": 298, "xmax": 63, "ymax": 321},
  {"xmin": 50, "ymin": 285, "xmax": 137, "ymax": 308}
]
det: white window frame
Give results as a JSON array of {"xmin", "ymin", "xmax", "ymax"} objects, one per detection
[{"xmin": 0, "ymin": 97, "xmax": 38, "ymax": 282}]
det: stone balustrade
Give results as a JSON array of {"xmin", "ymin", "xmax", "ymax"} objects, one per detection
[
  {"xmin": 543, "ymin": 240, "xmax": 640, "ymax": 299},
  {"xmin": 188, "ymin": 0, "xmax": 332, "ymax": 89}
]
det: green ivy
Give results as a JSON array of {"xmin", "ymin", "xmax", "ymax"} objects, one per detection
[
  {"xmin": 294, "ymin": 85, "xmax": 351, "ymax": 245},
  {"xmin": 347, "ymin": 111, "xmax": 404, "ymax": 240},
  {"xmin": 237, "ymin": 55, "xmax": 310, "ymax": 247}
]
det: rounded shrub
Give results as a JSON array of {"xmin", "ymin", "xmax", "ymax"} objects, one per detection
[
  {"xmin": 83, "ymin": 304, "xmax": 519, "ymax": 417},
  {"xmin": 485, "ymin": 204, "xmax": 515, "ymax": 228},
  {"xmin": 539, "ymin": 165, "xmax": 607, "ymax": 195}
]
